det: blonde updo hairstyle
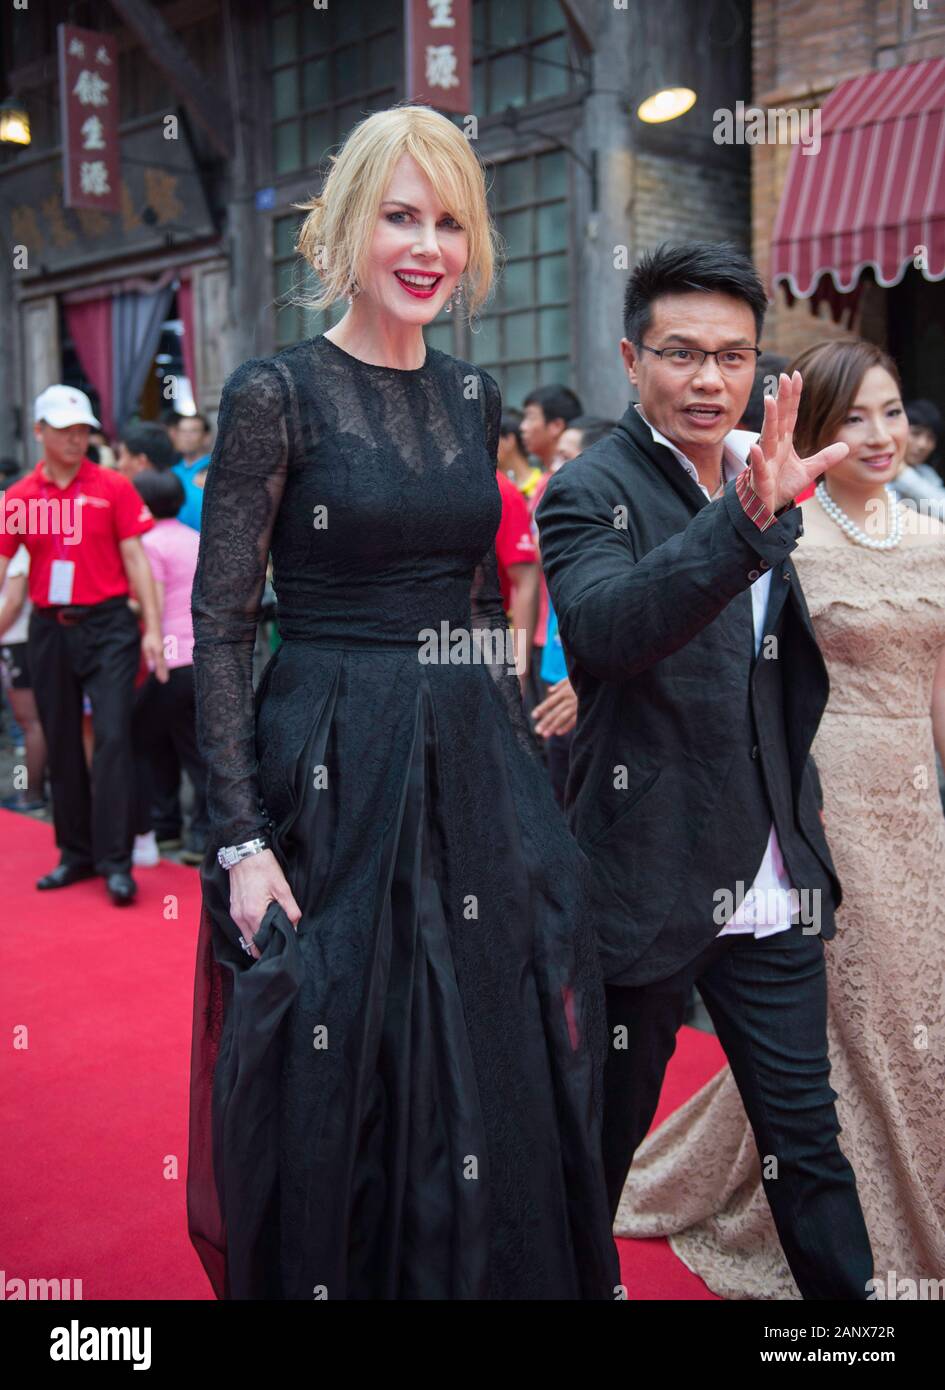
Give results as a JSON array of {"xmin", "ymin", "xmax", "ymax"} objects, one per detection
[{"xmin": 294, "ymin": 103, "xmax": 501, "ymax": 321}]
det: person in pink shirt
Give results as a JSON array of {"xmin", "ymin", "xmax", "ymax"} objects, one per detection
[
  {"xmin": 130, "ymin": 469, "xmax": 209, "ymax": 865},
  {"xmin": 117, "ymin": 420, "xmax": 191, "ymax": 851}
]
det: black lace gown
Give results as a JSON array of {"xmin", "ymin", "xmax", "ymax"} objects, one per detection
[{"xmin": 186, "ymin": 333, "xmax": 619, "ymax": 1300}]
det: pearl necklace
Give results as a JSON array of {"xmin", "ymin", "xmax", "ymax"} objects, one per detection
[{"xmin": 814, "ymin": 481, "xmax": 903, "ymax": 550}]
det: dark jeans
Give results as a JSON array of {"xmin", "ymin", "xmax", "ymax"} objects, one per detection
[
  {"xmin": 29, "ymin": 598, "xmax": 140, "ymax": 876},
  {"xmin": 603, "ymin": 923, "xmax": 874, "ymax": 1300},
  {"xmin": 131, "ymin": 665, "xmax": 209, "ymax": 840}
]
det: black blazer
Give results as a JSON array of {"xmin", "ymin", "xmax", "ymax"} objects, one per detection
[{"xmin": 535, "ymin": 403, "xmax": 841, "ymax": 986}]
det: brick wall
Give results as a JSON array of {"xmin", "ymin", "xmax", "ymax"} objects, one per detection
[
  {"xmin": 752, "ymin": 0, "xmax": 945, "ymax": 358},
  {"xmin": 633, "ymin": 153, "xmax": 752, "ymax": 254}
]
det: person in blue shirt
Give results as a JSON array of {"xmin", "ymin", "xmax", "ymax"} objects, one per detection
[{"xmin": 171, "ymin": 412, "xmax": 211, "ymax": 532}]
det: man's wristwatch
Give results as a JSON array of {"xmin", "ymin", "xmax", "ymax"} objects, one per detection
[{"xmin": 217, "ymin": 837, "xmax": 271, "ymax": 870}]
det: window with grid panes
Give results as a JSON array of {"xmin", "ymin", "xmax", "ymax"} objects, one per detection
[
  {"xmin": 472, "ymin": 0, "xmax": 575, "ymax": 115},
  {"xmin": 269, "ymin": 0, "xmax": 403, "ymax": 178},
  {"xmin": 468, "ymin": 148, "xmax": 570, "ymax": 409},
  {"xmin": 273, "ymin": 212, "xmax": 341, "ymax": 350},
  {"xmin": 269, "ymin": 0, "xmax": 574, "ymax": 358}
]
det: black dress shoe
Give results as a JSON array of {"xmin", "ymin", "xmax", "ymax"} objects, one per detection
[
  {"xmin": 36, "ymin": 862, "xmax": 97, "ymax": 890},
  {"xmin": 105, "ymin": 872, "xmax": 137, "ymax": 905}
]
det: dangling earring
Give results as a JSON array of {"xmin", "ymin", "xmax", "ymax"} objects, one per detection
[
  {"xmin": 346, "ymin": 277, "xmax": 360, "ymax": 303},
  {"xmin": 445, "ymin": 279, "xmax": 464, "ymax": 314}
]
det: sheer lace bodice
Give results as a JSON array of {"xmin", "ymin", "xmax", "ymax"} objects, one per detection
[{"xmin": 191, "ymin": 335, "xmax": 538, "ymax": 848}]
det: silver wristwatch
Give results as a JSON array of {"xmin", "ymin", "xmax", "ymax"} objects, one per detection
[{"xmin": 217, "ymin": 836, "xmax": 271, "ymax": 870}]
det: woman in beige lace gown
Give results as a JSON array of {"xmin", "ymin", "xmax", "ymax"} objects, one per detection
[{"xmin": 615, "ymin": 338, "xmax": 945, "ymax": 1298}]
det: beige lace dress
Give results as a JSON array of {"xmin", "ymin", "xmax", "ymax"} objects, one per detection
[{"xmin": 614, "ymin": 538, "xmax": 945, "ymax": 1299}]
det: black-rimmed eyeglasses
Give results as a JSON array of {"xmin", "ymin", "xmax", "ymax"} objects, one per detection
[{"xmin": 640, "ymin": 344, "xmax": 762, "ymax": 375}]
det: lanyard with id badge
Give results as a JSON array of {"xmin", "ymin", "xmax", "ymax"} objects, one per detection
[{"xmin": 40, "ymin": 471, "xmax": 79, "ymax": 605}]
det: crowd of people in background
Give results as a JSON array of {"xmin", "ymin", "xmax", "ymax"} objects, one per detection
[
  {"xmin": 0, "ymin": 363, "xmax": 943, "ymax": 905},
  {"xmin": 0, "ymin": 398, "xmax": 214, "ymax": 901}
]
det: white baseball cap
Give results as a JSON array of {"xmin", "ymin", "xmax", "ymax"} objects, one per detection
[{"xmin": 34, "ymin": 385, "xmax": 100, "ymax": 429}]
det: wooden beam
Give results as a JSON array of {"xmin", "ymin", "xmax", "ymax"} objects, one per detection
[
  {"xmin": 9, "ymin": 0, "xmax": 219, "ymax": 93},
  {"xmin": 105, "ymin": 0, "xmax": 234, "ymax": 160},
  {"xmin": 558, "ymin": 0, "xmax": 596, "ymax": 55}
]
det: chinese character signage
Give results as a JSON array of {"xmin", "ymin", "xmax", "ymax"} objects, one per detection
[
  {"xmin": 58, "ymin": 24, "xmax": 120, "ymax": 214},
  {"xmin": 405, "ymin": 0, "xmax": 471, "ymax": 114},
  {"xmin": 2, "ymin": 115, "xmax": 215, "ymax": 278}
]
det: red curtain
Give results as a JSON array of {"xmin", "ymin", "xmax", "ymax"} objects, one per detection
[
  {"xmin": 178, "ymin": 274, "xmax": 198, "ymax": 406},
  {"xmin": 63, "ymin": 297, "xmax": 115, "ymax": 439}
]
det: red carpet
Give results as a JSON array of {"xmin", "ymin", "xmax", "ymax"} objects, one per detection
[
  {"xmin": 1, "ymin": 808, "xmax": 725, "ymax": 1299},
  {"xmin": 616, "ymin": 1024, "xmax": 726, "ymax": 1300}
]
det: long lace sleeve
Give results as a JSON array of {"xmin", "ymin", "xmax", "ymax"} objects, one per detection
[
  {"xmin": 473, "ymin": 368, "xmax": 544, "ymax": 764},
  {"xmin": 192, "ymin": 358, "xmax": 291, "ymax": 849}
]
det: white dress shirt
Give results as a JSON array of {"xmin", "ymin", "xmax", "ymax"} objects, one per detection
[{"xmin": 635, "ymin": 405, "xmax": 795, "ymax": 938}]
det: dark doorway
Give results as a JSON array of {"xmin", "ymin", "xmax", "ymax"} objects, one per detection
[{"xmin": 887, "ymin": 268, "xmax": 945, "ymax": 420}]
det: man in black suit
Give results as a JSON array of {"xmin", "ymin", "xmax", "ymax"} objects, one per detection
[{"xmin": 535, "ymin": 243, "xmax": 873, "ymax": 1299}]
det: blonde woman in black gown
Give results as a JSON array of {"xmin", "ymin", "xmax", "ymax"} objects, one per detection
[{"xmin": 185, "ymin": 105, "xmax": 619, "ymax": 1301}]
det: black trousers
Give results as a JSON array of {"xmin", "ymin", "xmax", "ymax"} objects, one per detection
[
  {"xmin": 131, "ymin": 665, "xmax": 209, "ymax": 839},
  {"xmin": 28, "ymin": 597, "xmax": 141, "ymax": 876},
  {"xmin": 603, "ymin": 923, "xmax": 874, "ymax": 1300},
  {"xmin": 151, "ymin": 741, "xmax": 183, "ymax": 839}
]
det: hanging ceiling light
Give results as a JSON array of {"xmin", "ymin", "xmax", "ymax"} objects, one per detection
[
  {"xmin": 632, "ymin": 6, "xmax": 701, "ymax": 127},
  {"xmin": 0, "ymin": 95, "xmax": 31, "ymax": 146},
  {"xmin": 637, "ymin": 87, "xmax": 697, "ymax": 124}
]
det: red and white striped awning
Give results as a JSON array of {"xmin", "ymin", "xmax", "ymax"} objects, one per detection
[{"xmin": 771, "ymin": 56, "xmax": 945, "ymax": 301}]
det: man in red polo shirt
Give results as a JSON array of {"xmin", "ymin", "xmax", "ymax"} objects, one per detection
[{"xmin": 0, "ymin": 385, "xmax": 167, "ymax": 905}]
